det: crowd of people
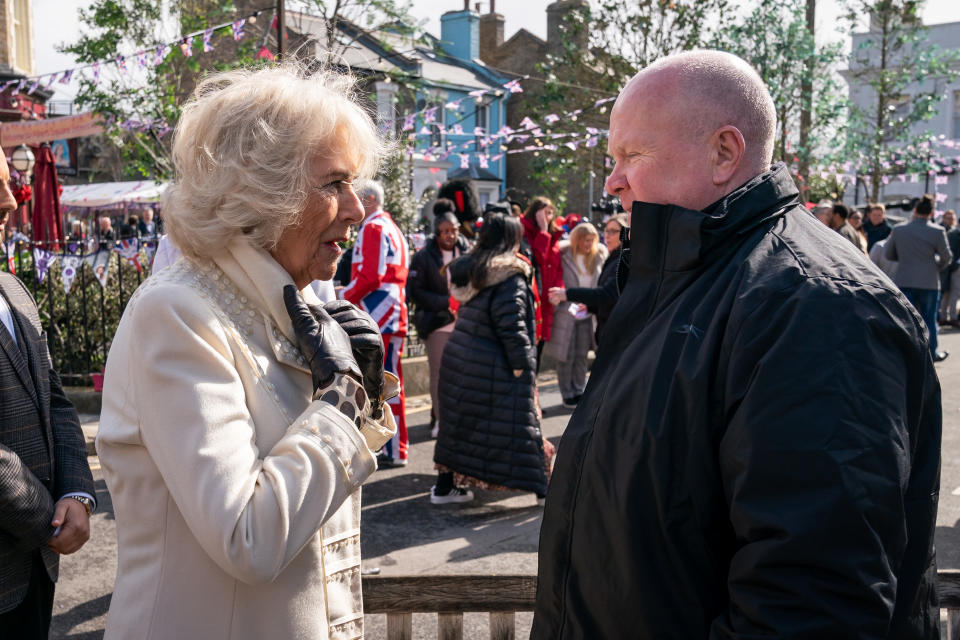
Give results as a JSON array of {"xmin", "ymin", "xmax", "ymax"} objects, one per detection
[
  {"xmin": 814, "ymin": 196, "xmax": 959, "ymax": 362},
  {"xmin": 0, "ymin": 51, "xmax": 952, "ymax": 639}
]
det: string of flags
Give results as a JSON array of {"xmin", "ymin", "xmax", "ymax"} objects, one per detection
[
  {"xmin": 401, "ymin": 94, "xmax": 616, "ymax": 167},
  {"xmin": 4, "ymin": 7, "xmax": 270, "ymax": 134},
  {"xmin": 2, "ymin": 237, "xmax": 158, "ymax": 292}
]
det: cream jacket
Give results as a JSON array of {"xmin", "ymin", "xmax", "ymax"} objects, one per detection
[{"xmin": 96, "ymin": 238, "xmax": 396, "ymax": 640}]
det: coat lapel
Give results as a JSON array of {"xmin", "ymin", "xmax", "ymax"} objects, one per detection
[{"xmin": 0, "ymin": 289, "xmax": 39, "ymax": 409}]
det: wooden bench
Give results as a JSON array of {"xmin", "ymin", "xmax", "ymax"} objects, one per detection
[
  {"xmin": 363, "ymin": 575, "xmax": 535, "ymax": 640},
  {"xmin": 364, "ymin": 571, "xmax": 960, "ymax": 639}
]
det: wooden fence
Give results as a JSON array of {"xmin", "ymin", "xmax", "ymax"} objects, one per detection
[{"xmin": 362, "ymin": 571, "xmax": 960, "ymax": 640}]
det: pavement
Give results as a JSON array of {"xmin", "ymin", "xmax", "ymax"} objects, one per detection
[{"xmin": 49, "ymin": 328, "xmax": 960, "ymax": 638}]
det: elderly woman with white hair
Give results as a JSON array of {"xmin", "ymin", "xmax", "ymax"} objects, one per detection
[{"xmin": 96, "ymin": 65, "xmax": 397, "ymax": 640}]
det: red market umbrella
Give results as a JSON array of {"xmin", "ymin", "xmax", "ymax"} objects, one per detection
[{"xmin": 31, "ymin": 144, "xmax": 64, "ymax": 251}]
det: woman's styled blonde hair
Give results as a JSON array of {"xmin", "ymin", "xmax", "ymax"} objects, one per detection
[
  {"xmin": 163, "ymin": 64, "xmax": 385, "ymax": 260},
  {"xmin": 569, "ymin": 222, "xmax": 602, "ymax": 272}
]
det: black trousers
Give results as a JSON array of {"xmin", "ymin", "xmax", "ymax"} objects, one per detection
[{"xmin": 0, "ymin": 552, "xmax": 55, "ymax": 639}]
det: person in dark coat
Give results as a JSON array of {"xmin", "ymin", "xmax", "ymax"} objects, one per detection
[
  {"xmin": 864, "ymin": 202, "xmax": 894, "ymax": 250},
  {"xmin": 407, "ymin": 203, "xmax": 468, "ymax": 437},
  {"xmin": 533, "ymin": 50, "xmax": 941, "ymax": 640},
  {"xmin": 547, "ymin": 212, "xmax": 628, "ymax": 343},
  {"xmin": 432, "ymin": 214, "xmax": 547, "ymax": 504}
]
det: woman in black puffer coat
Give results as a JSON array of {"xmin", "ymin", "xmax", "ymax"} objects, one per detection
[{"xmin": 432, "ymin": 214, "xmax": 548, "ymax": 504}]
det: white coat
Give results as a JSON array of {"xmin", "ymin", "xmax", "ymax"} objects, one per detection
[{"xmin": 97, "ymin": 238, "xmax": 396, "ymax": 639}]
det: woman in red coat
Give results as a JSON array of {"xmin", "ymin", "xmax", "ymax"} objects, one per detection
[{"xmin": 521, "ymin": 197, "xmax": 564, "ymax": 367}]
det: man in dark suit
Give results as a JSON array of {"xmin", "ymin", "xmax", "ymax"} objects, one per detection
[{"xmin": 0, "ymin": 159, "xmax": 95, "ymax": 637}]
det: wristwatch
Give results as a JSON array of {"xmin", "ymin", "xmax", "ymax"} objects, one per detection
[{"xmin": 68, "ymin": 495, "xmax": 94, "ymax": 516}]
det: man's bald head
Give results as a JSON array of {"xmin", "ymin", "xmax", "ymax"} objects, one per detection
[
  {"xmin": 605, "ymin": 50, "xmax": 778, "ymax": 212},
  {"xmin": 621, "ymin": 50, "xmax": 776, "ymax": 173}
]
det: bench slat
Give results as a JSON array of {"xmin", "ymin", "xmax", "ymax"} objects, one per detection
[
  {"xmin": 490, "ymin": 611, "xmax": 516, "ymax": 640},
  {"xmin": 386, "ymin": 612, "xmax": 412, "ymax": 640},
  {"xmin": 438, "ymin": 612, "xmax": 464, "ymax": 640},
  {"xmin": 363, "ymin": 575, "xmax": 536, "ymax": 613}
]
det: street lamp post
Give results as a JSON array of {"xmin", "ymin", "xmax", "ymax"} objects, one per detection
[
  {"xmin": 277, "ymin": 0, "xmax": 286, "ymax": 60},
  {"xmin": 11, "ymin": 144, "xmax": 35, "ymax": 175}
]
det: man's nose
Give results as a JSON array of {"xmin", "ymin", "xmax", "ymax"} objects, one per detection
[{"xmin": 605, "ymin": 168, "xmax": 625, "ymax": 196}]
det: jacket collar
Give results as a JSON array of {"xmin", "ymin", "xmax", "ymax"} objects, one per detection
[
  {"xmin": 621, "ymin": 162, "xmax": 799, "ymax": 279},
  {"xmin": 215, "ymin": 238, "xmax": 323, "ymax": 350}
]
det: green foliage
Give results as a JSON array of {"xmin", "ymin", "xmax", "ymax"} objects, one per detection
[
  {"xmin": 60, "ymin": 0, "xmax": 260, "ymax": 181},
  {"xmin": 712, "ymin": 0, "xmax": 847, "ymax": 194},
  {"xmin": 378, "ymin": 147, "xmax": 420, "ymax": 234},
  {"xmin": 61, "ymin": 1, "xmax": 425, "ymax": 181},
  {"xmin": 843, "ymin": 0, "xmax": 960, "ymax": 200},
  {"xmin": 527, "ymin": 0, "xmax": 732, "ymax": 206}
]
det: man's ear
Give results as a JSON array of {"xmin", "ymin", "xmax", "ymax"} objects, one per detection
[{"xmin": 710, "ymin": 125, "xmax": 746, "ymax": 186}]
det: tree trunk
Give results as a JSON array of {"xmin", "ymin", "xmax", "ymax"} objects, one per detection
[{"xmin": 797, "ymin": 0, "xmax": 815, "ymax": 200}]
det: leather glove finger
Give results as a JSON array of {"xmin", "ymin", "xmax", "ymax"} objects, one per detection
[
  {"xmin": 283, "ymin": 285, "xmax": 359, "ymax": 391},
  {"xmin": 320, "ymin": 302, "xmax": 385, "ymax": 409}
]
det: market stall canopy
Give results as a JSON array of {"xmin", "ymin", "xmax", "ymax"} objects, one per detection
[{"xmin": 60, "ymin": 180, "xmax": 167, "ymax": 208}]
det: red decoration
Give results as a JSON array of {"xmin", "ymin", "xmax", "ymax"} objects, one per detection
[{"xmin": 12, "ymin": 184, "xmax": 31, "ymax": 205}]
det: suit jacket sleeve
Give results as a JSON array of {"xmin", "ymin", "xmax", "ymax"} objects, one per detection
[
  {"xmin": 0, "ymin": 442, "xmax": 55, "ymax": 549},
  {"xmin": 127, "ymin": 288, "xmax": 384, "ymax": 584},
  {"xmin": 49, "ymin": 361, "xmax": 95, "ymax": 502},
  {"xmin": 885, "ymin": 231, "xmax": 899, "ymax": 261},
  {"xmin": 937, "ymin": 228, "xmax": 953, "ymax": 272},
  {"xmin": 9, "ymin": 272, "xmax": 94, "ymax": 503},
  {"xmin": 710, "ymin": 282, "xmax": 939, "ymax": 638}
]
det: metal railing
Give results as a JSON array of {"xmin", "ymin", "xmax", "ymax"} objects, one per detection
[{"xmin": 0, "ymin": 236, "xmax": 154, "ymax": 383}]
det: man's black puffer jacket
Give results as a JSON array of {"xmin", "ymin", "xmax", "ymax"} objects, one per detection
[
  {"xmin": 434, "ymin": 251, "xmax": 546, "ymax": 496},
  {"xmin": 532, "ymin": 163, "xmax": 941, "ymax": 639}
]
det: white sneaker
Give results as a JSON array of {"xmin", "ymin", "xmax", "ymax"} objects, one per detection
[
  {"xmin": 430, "ymin": 485, "xmax": 474, "ymax": 504},
  {"xmin": 536, "ymin": 497, "xmax": 546, "ymax": 507}
]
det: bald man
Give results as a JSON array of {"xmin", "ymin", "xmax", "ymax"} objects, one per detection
[{"xmin": 533, "ymin": 51, "xmax": 940, "ymax": 639}]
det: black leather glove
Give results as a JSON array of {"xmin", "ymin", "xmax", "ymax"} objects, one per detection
[
  {"xmin": 321, "ymin": 300, "xmax": 385, "ymax": 415},
  {"xmin": 283, "ymin": 285, "xmax": 360, "ymax": 392}
]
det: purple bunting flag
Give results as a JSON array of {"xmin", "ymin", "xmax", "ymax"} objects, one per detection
[
  {"xmin": 32, "ymin": 248, "xmax": 56, "ymax": 284},
  {"xmin": 233, "ymin": 19, "xmax": 246, "ymax": 41},
  {"xmin": 460, "ymin": 154, "xmax": 470, "ymax": 169},
  {"xmin": 478, "ymin": 154, "xmax": 489, "ymax": 169},
  {"xmin": 180, "ymin": 37, "xmax": 193, "ymax": 58},
  {"xmin": 545, "ymin": 114, "xmax": 560, "ymax": 124},
  {"xmin": 424, "ymin": 107, "xmax": 438, "ymax": 123},
  {"xmin": 92, "ymin": 62, "xmax": 100, "ymax": 83},
  {"xmin": 115, "ymin": 54, "xmax": 127, "ymax": 73},
  {"xmin": 137, "ymin": 50, "xmax": 148, "ymax": 69},
  {"xmin": 504, "ymin": 79, "xmax": 523, "ymax": 94},
  {"xmin": 203, "ymin": 28, "xmax": 214, "ymax": 53},
  {"xmin": 402, "ymin": 113, "xmax": 416, "ymax": 132},
  {"xmin": 450, "ymin": 124, "xmax": 465, "ymax": 136},
  {"xmin": 155, "ymin": 44, "xmax": 168, "ymax": 65},
  {"xmin": 61, "ymin": 255, "xmax": 81, "ymax": 293}
]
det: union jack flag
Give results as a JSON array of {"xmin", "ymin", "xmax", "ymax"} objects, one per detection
[{"xmin": 341, "ymin": 210, "xmax": 409, "ymax": 337}]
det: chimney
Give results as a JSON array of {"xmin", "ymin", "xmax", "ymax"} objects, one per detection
[
  {"xmin": 440, "ymin": 8, "xmax": 480, "ymax": 61},
  {"xmin": 479, "ymin": 8, "xmax": 505, "ymax": 63},
  {"xmin": 546, "ymin": 0, "xmax": 588, "ymax": 53}
]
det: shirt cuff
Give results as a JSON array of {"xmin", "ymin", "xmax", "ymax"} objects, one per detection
[{"xmin": 60, "ymin": 491, "xmax": 97, "ymax": 512}]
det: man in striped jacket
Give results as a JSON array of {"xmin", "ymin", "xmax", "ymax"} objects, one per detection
[{"xmin": 342, "ymin": 180, "xmax": 410, "ymax": 466}]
